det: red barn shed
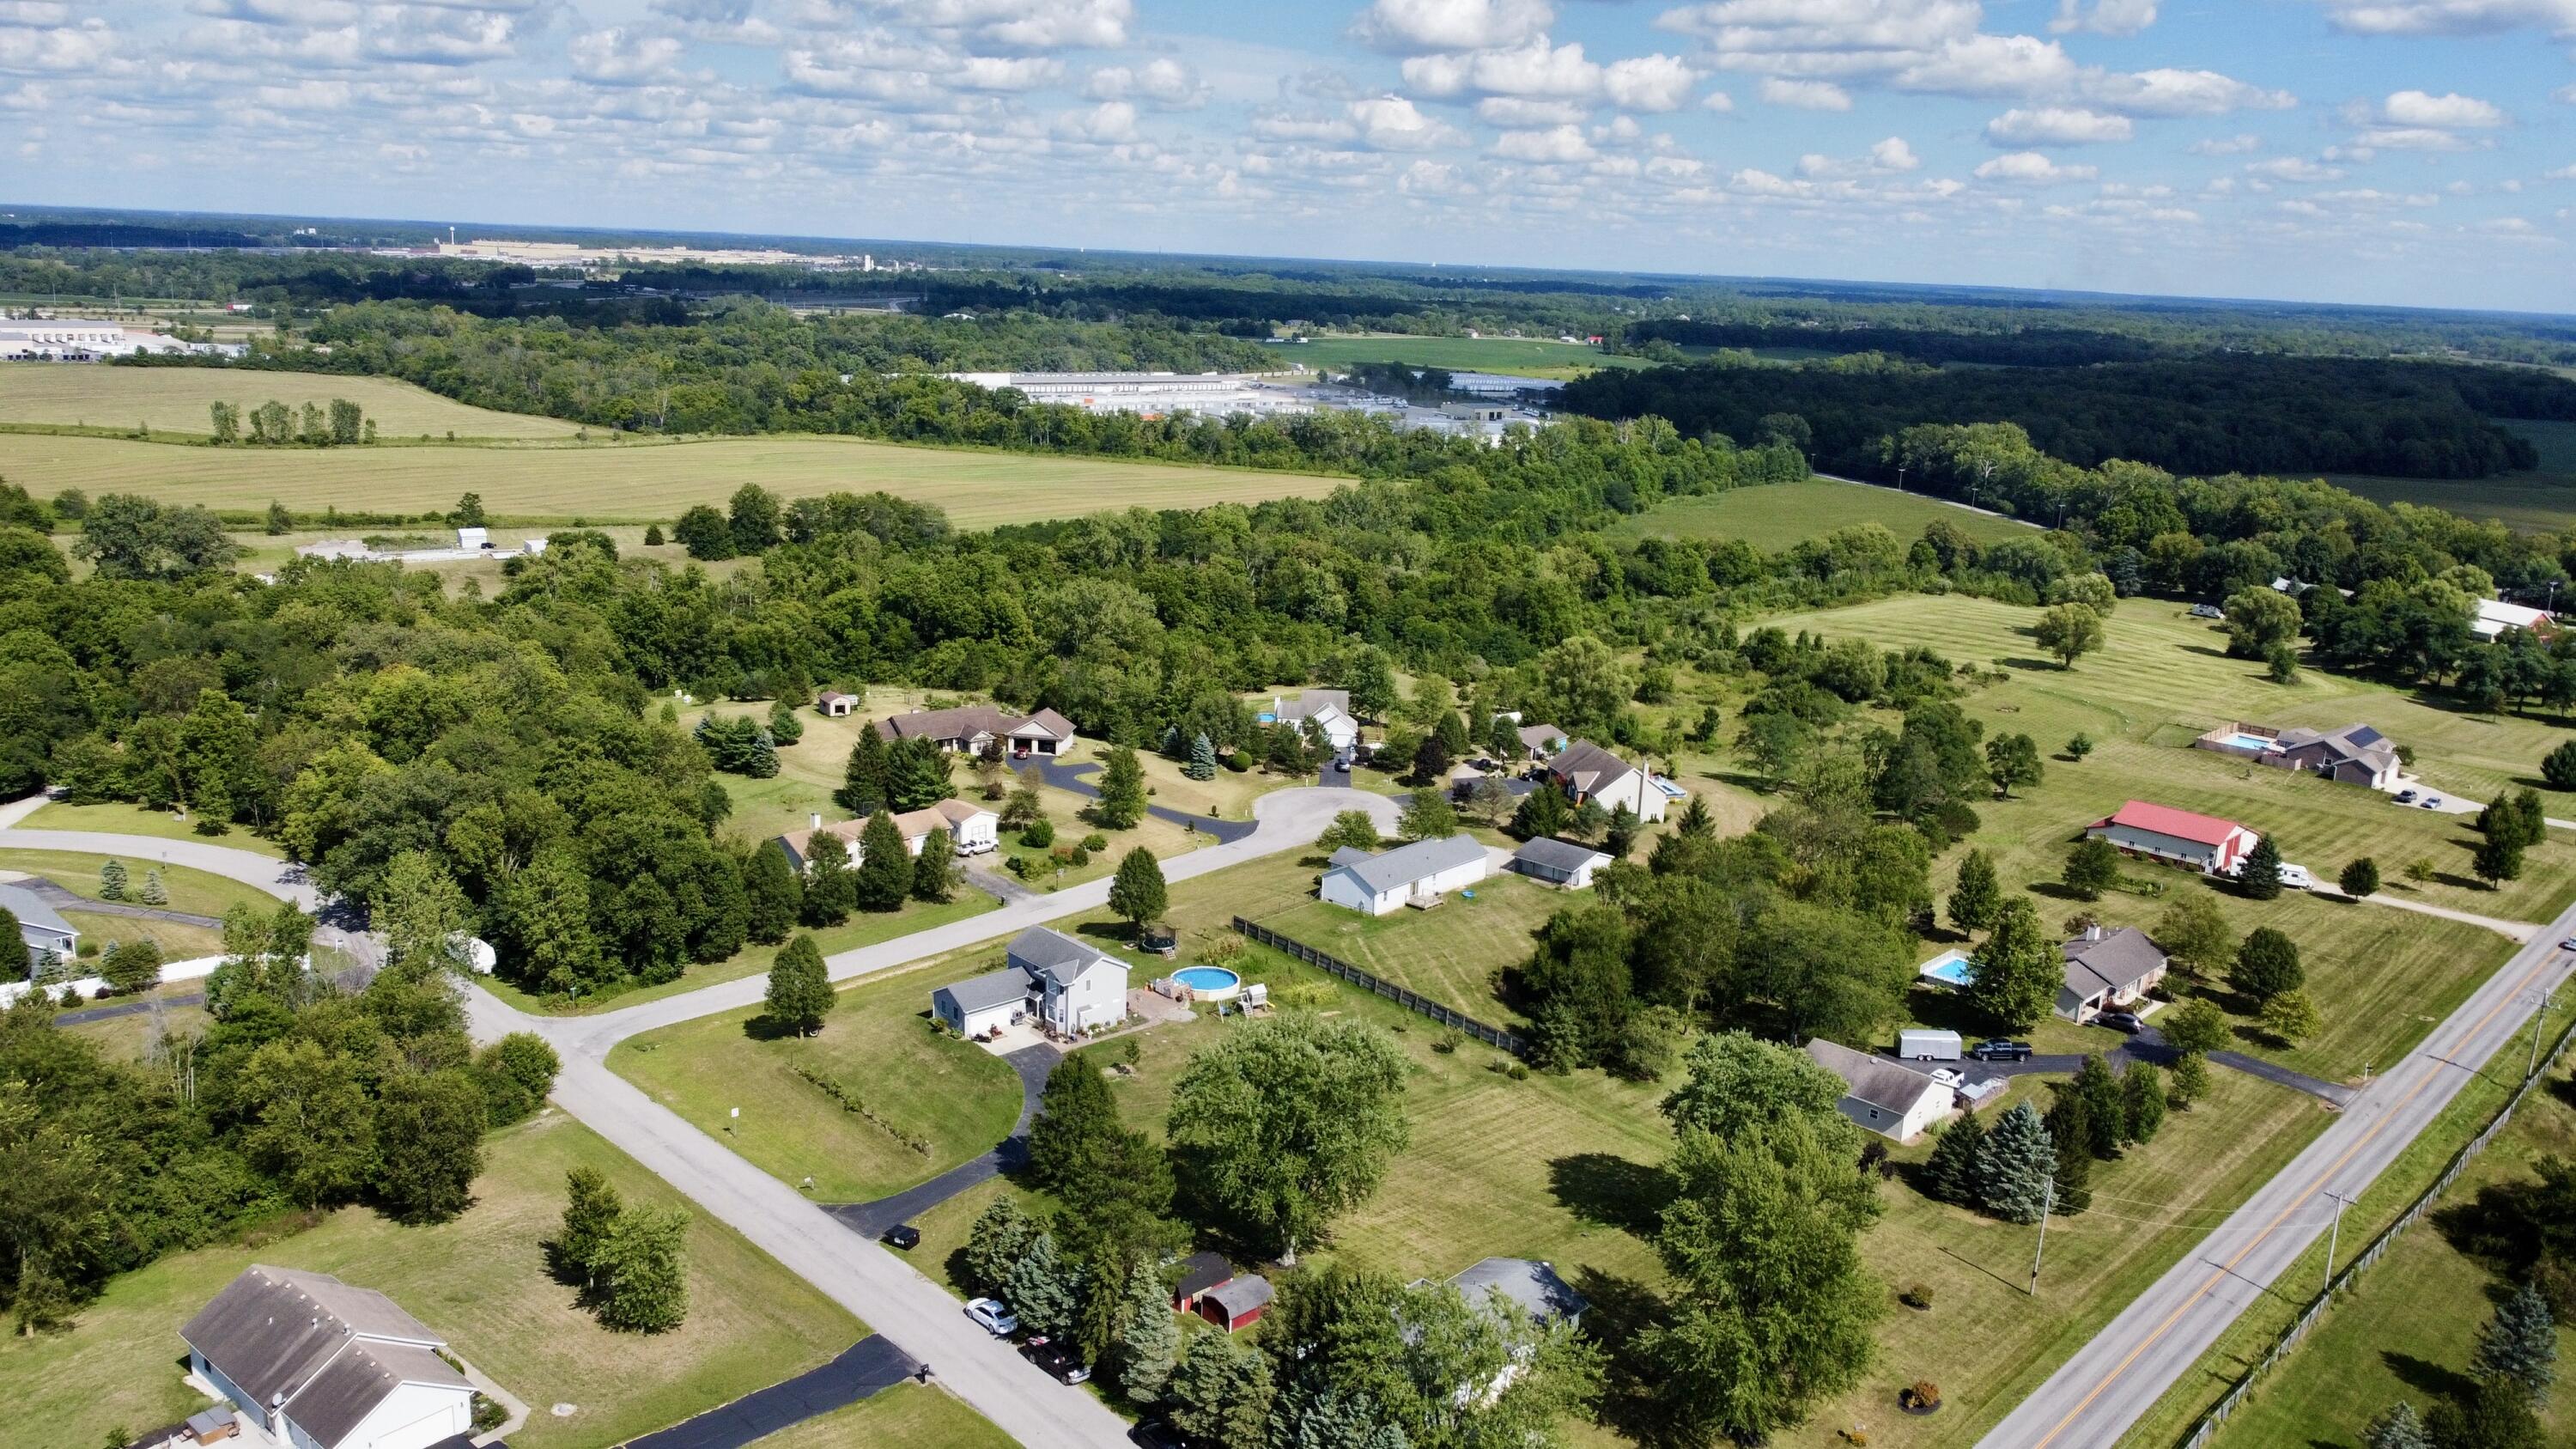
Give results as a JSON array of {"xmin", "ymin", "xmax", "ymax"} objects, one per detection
[
  {"xmin": 1172, "ymin": 1251, "xmax": 1233, "ymax": 1314},
  {"xmin": 1200, "ymin": 1275, "xmax": 1273, "ymax": 1333}
]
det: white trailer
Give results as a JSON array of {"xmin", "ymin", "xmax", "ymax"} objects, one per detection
[{"xmin": 1899, "ymin": 1029, "xmax": 1963, "ymax": 1062}]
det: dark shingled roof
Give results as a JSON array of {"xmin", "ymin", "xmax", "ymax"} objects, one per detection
[
  {"xmin": 290, "ymin": 1342, "xmax": 470, "ymax": 1449},
  {"xmin": 2063, "ymin": 926, "xmax": 2168, "ymax": 999},
  {"xmin": 180, "ymin": 1265, "xmax": 465, "ymax": 1449},
  {"xmin": 1450, "ymin": 1257, "xmax": 1589, "ymax": 1324},
  {"xmin": 1510, "ymin": 837, "xmax": 1608, "ymax": 874},
  {"xmin": 1173, "ymin": 1251, "xmax": 1234, "ymax": 1300},
  {"xmin": 1204, "ymin": 1275, "xmax": 1273, "ymax": 1318},
  {"xmin": 936, "ymin": 966, "xmax": 1033, "ymax": 1016}
]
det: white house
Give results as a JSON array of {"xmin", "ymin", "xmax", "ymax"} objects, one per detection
[
  {"xmin": 933, "ymin": 967, "xmax": 1032, "ymax": 1038},
  {"xmin": 1005, "ymin": 925, "xmax": 1131, "ymax": 1034},
  {"xmin": 2085, "ymin": 800, "xmax": 2260, "ymax": 875},
  {"xmin": 1319, "ymin": 833, "xmax": 1489, "ymax": 916},
  {"xmin": 1803, "ymin": 1039, "xmax": 1955, "ymax": 1143},
  {"xmin": 0, "ymin": 882, "xmax": 77, "ymax": 976},
  {"xmin": 891, "ymin": 799, "xmax": 999, "ymax": 855},
  {"xmin": 1514, "ymin": 722, "xmax": 1568, "ymax": 760},
  {"xmin": 1546, "ymin": 740, "xmax": 1680, "ymax": 823},
  {"xmin": 180, "ymin": 1265, "xmax": 475, "ymax": 1449},
  {"xmin": 2472, "ymin": 597, "xmax": 2558, "ymax": 642},
  {"xmin": 1262, "ymin": 690, "xmax": 1359, "ymax": 753},
  {"xmin": 1507, "ymin": 837, "xmax": 1610, "ymax": 890}
]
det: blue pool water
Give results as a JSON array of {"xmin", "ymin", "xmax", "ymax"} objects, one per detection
[
  {"xmin": 2222, "ymin": 734, "xmax": 2282, "ymax": 752},
  {"xmin": 1175, "ymin": 965, "xmax": 1243, "ymax": 1000},
  {"xmin": 1917, "ymin": 952, "xmax": 1977, "ymax": 989}
]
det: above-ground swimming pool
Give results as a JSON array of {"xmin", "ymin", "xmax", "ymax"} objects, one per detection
[
  {"xmin": 1917, "ymin": 950, "xmax": 1977, "ymax": 989},
  {"xmin": 1174, "ymin": 965, "xmax": 1243, "ymax": 1002}
]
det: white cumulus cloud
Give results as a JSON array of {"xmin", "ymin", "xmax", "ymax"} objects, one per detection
[
  {"xmin": 1494, "ymin": 122, "xmax": 1594, "ymax": 161},
  {"xmin": 1984, "ymin": 106, "xmax": 2133, "ymax": 144},
  {"xmin": 570, "ymin": 27, "xmax": 683, "ymax": 84},
  {"xmin": 1356, "ymin": 0, "xmax": 1552, "ymax": 52},
  {"xmin": 1974, "ymin": 149, "xmax": 2097, "ymax": 182},
  {"xmin": 2380, "ymin": 88, "xmax": 2507, "ymax": 127},
  {"xmin": 2050, "ymin": 0, "xmax": 2158, "ymax": 34},
  {"xmin": 1348, "ymin": 93, "xmax": 1467, "ymax": 149},
  {"xmin": 1759, "ymin": 77, "xmax": 1850, "ymax": 111},
  {"xmin": 1084, "ymin": 57, "xmax": 1208, "ymax": 108}
]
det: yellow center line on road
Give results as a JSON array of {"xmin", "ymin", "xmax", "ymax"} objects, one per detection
[{"xmin": 2032, "ymin": 945, "xmax": 2563, "ymax": 1448}]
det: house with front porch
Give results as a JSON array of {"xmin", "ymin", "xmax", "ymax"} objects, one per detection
[
  {"xmin": 2058, "ymin": 924, "xmax": 2169, "ymax": 1023},
  {"xmin": 875, "ymin": 704, "xmax": 1077, "ymax": 758}
]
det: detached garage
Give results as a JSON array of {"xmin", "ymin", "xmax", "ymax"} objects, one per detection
[
  {"xmin": 933, "ymin": 968, "xmax": 1029, "ymax": 1038},
  {"xmin": 1200, "ymin": 1275, "xmax": 1273, "ymax": 1333}
]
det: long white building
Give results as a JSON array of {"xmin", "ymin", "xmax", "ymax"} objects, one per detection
[
  {"xmin": 0, "ymin": 317, "xmax": 232, "ymax": 360},
  {"xmin": 948, "ymin": 370, "xmax": 1316, "ymax": 419}
]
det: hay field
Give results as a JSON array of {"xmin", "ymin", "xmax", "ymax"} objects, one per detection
[
  {"xmin": 0, "ymin": 363, "xmax": 585, "ymax": 440},
  {"xmin": 0, "ymin": 431, "xmax": 1349, "ymax": 527},
  {"xmin": 1607, "ymin": 477, "xmax": 2035, "ymax": 550}
]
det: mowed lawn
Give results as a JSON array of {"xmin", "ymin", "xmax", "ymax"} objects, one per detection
[
  {"xmin": 747, "ymin": 1384, "xmax": 1015, "ymax": 1448},
  {"xmin": 0, "ymin": 431, "xmax": 1348, "ymax": 527},
  {"xmin": 1764, "ymin": 594, "xmax": 2552, "ymax": 1081},
  {"xmin": 0, "ymin": 363, "xmax": 585, "ymax": 440},
  {"xmin": 0, "ymin": 846, "xmax": 275, "ymax": 919},
  {"xmin": 1606, "ymin": 478, "xmax": 2037, "ymax": 551},
  {"xmin": 611, "ymin": 956, "xmax": 1026, "ymax": 1202},
  {"xmin": 16, "ymin": 800, "xmax": 290, "ymax": 859},
  {"xmin": 0, "ymin": 1111, "xmax": 868, "ymax": 1449},
  {"xmin": 1260, "ymin": 867, "xmax": 1560, "ymax": 1027}
]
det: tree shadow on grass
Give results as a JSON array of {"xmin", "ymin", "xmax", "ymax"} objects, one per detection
[
  {"xmin": 1546, "ymin": 1153, "xmax": 1673, "ymax": 1237},
  {"xmin": 2383, "ymin": 1351, "xmax": 2477, "ymax": 1406},
  {"xmin": 1567, "ymin": 1267, "xmax": 1676, "ymax": 1449},
  {"xmin": 741, "ymin": 1012, "xmax": 797, "ymax": 1042}
]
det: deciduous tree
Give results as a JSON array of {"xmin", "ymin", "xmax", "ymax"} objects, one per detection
[
  {"xmin": 371, "ymin": 1068, "xmax": 487, "ymax": 1223},
  {"xmin": 1094, "ymin": 746, "xmax": 1148, "ymax": 829},
  {"xmin": 1109, "ymin": 848, "xmax": 1168, "ymax": 931},
  {"xmin": 763, "ymin": 936, "xmax": 834, "ymax": 1036},
  {"xmin": 1167, "ymin": 1014, "xmax": 1409, "ymax": 1264},
  {"xmin": 1966, "ymin": 898, "xmax": 2060, "ymax": 1031},
  {"xmin": 2231, "ymin": 927, "xmax": 2304, "ymax": 1003},
  {"xmin": 2033, "ymin": 603, "xmax": 2104, "ymax": 668}
]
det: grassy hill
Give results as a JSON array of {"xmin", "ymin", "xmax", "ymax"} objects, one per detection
[
  {"xmin": 1605, "ymin": 477, "xmax": 2034, "ymax": 551},
  {"xmin": 0, "ymin": 363, "xmax": 586, "ymax": 440}
]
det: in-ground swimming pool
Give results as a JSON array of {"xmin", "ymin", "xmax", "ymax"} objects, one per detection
[
  {"xmin": 1917, "ymin": 950, "xmax": 1977, "ymax": 989},
  {"xmin": 1174, "ymin": 965, "xmax": 1243, "ymax": 1002},
  {"xmin": 2220, "ymin": 733, "xmax": 2283, "ymax": 754}
]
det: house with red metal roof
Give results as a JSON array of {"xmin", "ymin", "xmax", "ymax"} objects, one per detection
[{"xmin": 2085, "ymin": 800, "xmax": 2261, "ymax": 875}]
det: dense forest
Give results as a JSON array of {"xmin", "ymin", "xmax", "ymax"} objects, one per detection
[
  {"xmin": 1561, "ymin": 353, "xmax": 2576, "ymax": 480},
  {"xmin": 1620, "ymin": 317, "xmax": 2172, "ymax": 367}
]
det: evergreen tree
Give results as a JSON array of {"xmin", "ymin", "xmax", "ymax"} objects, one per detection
[
  {"xmin": 2237, "ymin": 833, "xmax": 2284, "ymax": 900},
  {"xmin": 2340, "ymin": 856, "xmax": 2382, "ymax": 898},
  {"xmin": 1185, "ymin": 731, "xmax": 1218, "ymax": 782},
  {"xmin": 801, "ymin": 831, "xmax": 856, "ymax": 926},
  {"xmin": 1166, "ymin": 1331, "xmax": 1275, "ymax": 1449},
  {"xmin": 963, "ymin": 1197, "xmax": 1036, "ymax": 1294},
  {"xmin": 1510, "ymin": 783, "xmax": 1570, "ymax": 841},
  {"xmin": 1094, "ymin": 746, "xmax": 1148, "ymax": 828},
  {"xmin": 1966, "ymin": 898, "xmax": 2060, "ymax": 1031},
  {"xmin": 1974, "ymin": 1102, "xmax": 2055, "ymax": 1224},
  {"xmin": 1109, "ymin": 848, "xmax": 1169, "ymax": 932},
  {"xmin": 1948, "ymin": 849, "xmax": 2001, "ymax": 933},
  {"xmin": 100, "ymin": 857, "xmax": 127, "ymax": 902},
  {"xmin": 2122, "ymin": 1062, "xmax": 2167, "ymax": 1145},
  {"xmin": 556, "ymin": 1166, "xmax": 623, "ymax": 1289},
  {"xmin": 911, "ymin": 828, "xmax": 957, "ymax": 903},
  {"xmin": 1921, "ymin": 1110, "xmax": 1984, "ymax": 1205},
  {"xmin": 2472, "ymin": 1282, "xmax": 2557, "ymax": 1403},
  {"xmin": 742, "ymin": 843, "xmax": 803, "ymax": 943},
  {"xmin": 1605, "ymin": 803, "xmax": 1643, "ymax": 860},
  {"xmin": 854, "ymin": 811, "xmax": 914, "ymax": 910},
  {"xmin": 2070, "ymin": 1055, "xmax": 2127, "ymax": 1158},
  {"xmin": 763, "ymin": 935, "xmax": 834, "ymax": 1036},
  {"xmin": 1028, "ymin": 1055, "xmax": 1125, "ymax": 1195},
  {"xmin": 887, "ymin": 737, "xmax": 953, "ymax": 812},
  {"xmin": 0, "ymin": 904, "xmax": 23, "ymax": 981},
  {"xmin": 596, "ymin": 1205, "xmax": 690, "ymax": 1332},
  {"xmin": 2543, "ymin": 740, "xmax": 2576, "ymax": 793},
  {"xmin": 2044, "ymin": 1098, "xmax": 2093, "ymax": 1214},
  {"xmin": 835, "ymin": 725, "xmax": 891, "ymax": 814},
  {"xmin": 1118, "ymin": 1263, "xmax": 1180, "ymax": 1403},
  {"xmin": 1005, "ymin": 1231, "xmax": 1081, "ymax": 1338},
  {"xmin": 2363, "ymin": 1401, "xmax": 2429, "ymax": 1449},
  {"xmin": 767, "ymin": 698, "xmax": 804, "ymax": 746},
  {"xmin": 1674, "ymin": 794, "xmax": 1714, "ymax": 839},
  {"xmin": 141, "ymin": 868, "xmax": 168, "ymax": 906}
]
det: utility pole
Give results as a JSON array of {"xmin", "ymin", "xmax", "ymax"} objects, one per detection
[
  {"xmin": 2323, "ymin": 1190, "xmax": 2351, "ymax": 1296},
  {"xmin": 2530, "ymin": 984, "xmax": 2555, "ymax": 1080},
  {"xmin": 2029, "ymin": 1175, "xmax": 2056, "ymax": 1296}
]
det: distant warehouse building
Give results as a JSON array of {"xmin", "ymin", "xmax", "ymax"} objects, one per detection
[{"xmin": 946, "ymin": 370, "xmax": 1315, "ymax": 420}]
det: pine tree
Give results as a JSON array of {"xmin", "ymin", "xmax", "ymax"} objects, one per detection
[
  {"xmin": 1118, "ymin": 1263, "xmax": 1181, "ymax": 1403},
  {"xmin": 911, "ymin": 827, "xmax": 957, "ymax": 903},
  {"xmin": 767, "ymin": 698, "xmax": 804, "ymax": 746},
  {"xmin": 2122, "ymin": 1062, "xmax": 2167, "ymax": 1145},
  {"xmin": 835, "ymin": 726, "xmax": 890, "ymax": 814},
  {"xmin": 1922, "ymin": 1110, "xmax": 1985, "ymax": 1205},
  {"xmin": 763, "ymin": 935, "xmax": 834, "ymax": 1036},
  {"xmin": 556, "ymin": 1166, "xmax": 625, "ymax": 1289},
  {"xmin": 1974, "ymin": 1102, "xmax": 2056, "ymax": 1224},
  {"xmin": 802, "ymin": 831, "xmax": 856, "ymax": 927},
  {"xmin": 2045, "ymin": 1099, "xmax": 2093, "ymax": 1214},
  {"xmin": 1510, "ymin": 783, "xmax": 1570, "ymax": 841},
  {"xmin": 140, "ymin": 868, "xmax": 168, "ymax": 906},
  {"xmin": 100, "ymin": 858, "xmax": 128, "ymax": 902},
  {"xmin": 743, "ymin": 843, "xmax": 803, "ymax": 943},
  {"xmin": 1005, "ymin": 1231, "xmax": 1081, "ymax": 1339},
  {"xmin": 1109, "ymin": 848, "xmax": 1168, "ymax": 932},
  {"xmin": 853, "ymin": 811, "xmax": 913, "ymax": 911},
  {"xmin": 2237, "ymin": 833, "xmax": 2284, "ymax": 900},
  {"xmin": 1094, "ymin": 746, "xmax": 1148, "ymax": 829},
  {"xmin": 964, "ymin": 1197, "xmax": 1036, "ymax": 1294},
  {"xmin": 1966, "ymin": 898, "xmax": 2061, "ymax": 1031},
  {"xmin": 1185, "ymin": 732, "xmax": 1218, "ymax": 782},
  {"xmin": 1606, "ymin": 804, "xmax": 1643, "ymax": 859},
  {"xmin": 2362, "ymin": 1401, "xmax": 2429, "ymax": 1449},
  {"xmin": 2473, "ymin": 1282, "xmax": 2557, "ymax": 1403},
  {"xmin": 2071, "ymin": 1056, "xmax": 2126, "ymax": 1159},
  {"xmin": 1674, "ymin": 795, "xmax": 1714, "ymax": 839},
  {"xmin": 1948, "ymin": 849, "xmax": 2001, "ymax": 934},
  {"xmin": 887, "ymin": 737, "xmax": 954, "ymax": 812}
]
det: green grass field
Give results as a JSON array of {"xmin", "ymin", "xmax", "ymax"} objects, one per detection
[
  {"xmin": 1763, "ymin": 594, "xmax": 2557, "ymax": 1083},
  {"xmin": 15, "ymin": 801, "xmax": 289, "ymax": 858},
  {"xmin": 0, "ymin": 1111, "xmax": 872, "ymax": 1449},
  {"xmin": 2325, "ymin": 421, "xmax": 2576, "ymax": 533},
  {"xmin": 0, "ymin": 431, "xmax": 1348, "ymax": 527},
  {"xmin": 1279, "ymin": 333, "xmax": 1649, "ymax": 381},
  {"xmin": 748, "ymin": 1384, "xmax": 1015, "ymax": 1448},
  {"xmin": 0, "ymin": 847, "xmax": 274, "ymax": 920},
  {"xmin": 611, "ymin": 956, "xmax": 1027, "ymax": 1202},
  {"xmin": 1606, "ymin": 478, "xmax": 2037, "ymax": 551},
  {"xmin": 1261, "ymin": 868, "xmax": 1558, "ymax": 1027},
  {"xmin": 0, "ymin": 363, "xmax": 586, "ymax": 440}
]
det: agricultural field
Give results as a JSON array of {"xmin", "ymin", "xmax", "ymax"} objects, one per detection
[
  {"xmin": 1278, "ymin": 333, "xmax": 1650, "ymax": 381},
  {"xmin": 0, "ymin": 1111, "xmax": 874, "ymax": 1449},
  {"xmin": 611, "ymin": 954, "xmax": 1026, "ymax": 1202},
  {"xmin": 0, "ymin": 363, "xmax": 586, "ymax": 440},
  {"xmin": 1605, "ymin": 477, "xmax": 2036, "ymax": 551},
  {"xmin": 2325, "ymin": 420, "xmax": 2576, "ymax": 532},
  {"xmin": 0, "ymin": 430, "xmax": 1348, "ymax": 528},
  {"xmin": 1764, "ymin": 593, "xmax": 2560, "ymax": 1082}
]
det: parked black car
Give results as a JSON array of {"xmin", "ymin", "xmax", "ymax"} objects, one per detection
[
  {"xmin": 1968, "ymin": 1039, "xmax": 2034, "ymax": 1062},
  {"xmin": 1022, "ymin": 1336, "xmax": 1091, "ymax": 1385},
  {"xmin": 881, "ymin": 1223, "xmax": 921, "ymax": 1250},
  {"xmin": 2096, "ymin": 1011, "xmax": 2146, "ymax": 1034}
]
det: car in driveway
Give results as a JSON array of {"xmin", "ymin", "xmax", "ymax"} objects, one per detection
[
  {"xmin": 1021, "ymin": 1336, "xmax": 1092, "ymax": 1385},
  {"xmin": 2421, "ymin": 795, "xmax": 2445, "ymax": 810},
  {"xmin": 2096, "ymin": 1010, "xmax": 2146, "ymax": 1034},
  {"xmin": 2394, "ymin": 788, "xmax": 2419, "ymax": 805},
  {"xmin": 1968, "ymin": 1038, "xmax": 2035, "ymax": 1062},
  {"xmin": 964, "ymin": 1298, "xmax": 1019, "ymax": 1336},
  {"xmin": 881, "ymin": 1223, "xmax": 921, "ymax": 1251},
  {"xmin": 2190, "ymin": 603, "xmax": 2225, "ymax": 619},
  {"xmin": 1929, "ymin": 1067, "xmax": 1966, "ymax": 1090}
]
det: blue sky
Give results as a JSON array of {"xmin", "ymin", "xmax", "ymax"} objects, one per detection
[{"xmin": 5, "ymin": 0, "xmax": 2575, "ymax": 310}]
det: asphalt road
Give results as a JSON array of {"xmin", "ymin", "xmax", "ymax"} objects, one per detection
[{"xmin": 1977, "ymin": 898, "xmax": 2576, "ymax": 1449}]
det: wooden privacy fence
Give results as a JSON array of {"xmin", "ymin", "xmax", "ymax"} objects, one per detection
[
  {"xmin": 2180, "ymin": 1011, "xmax": 2576, "ymax": 1448},
  {"xmin": 1230, "ymin": 917, "xmax": 1527, "ymax": 1057}
]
